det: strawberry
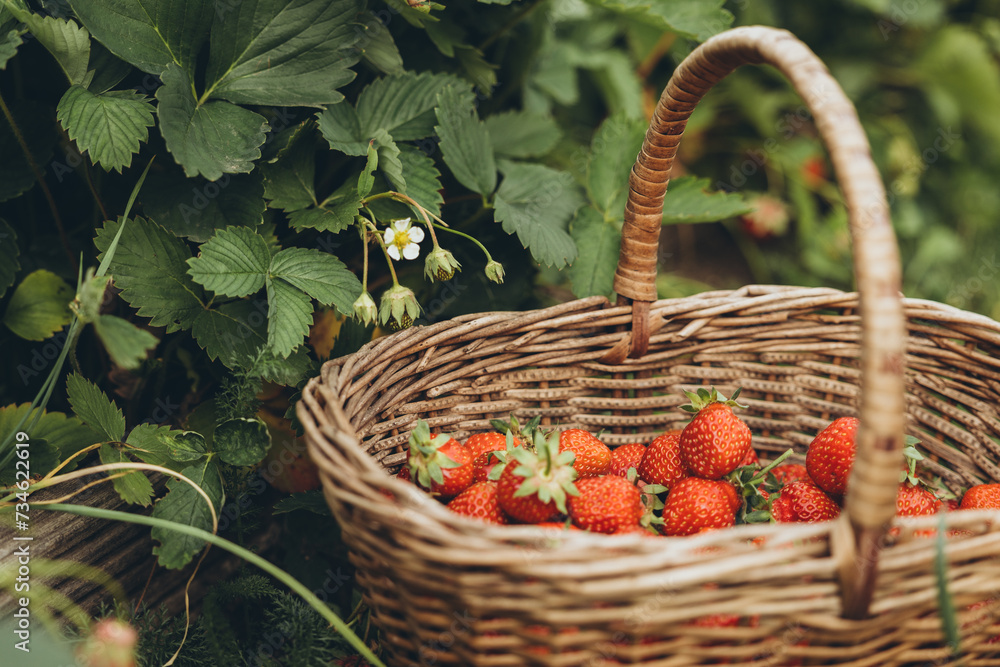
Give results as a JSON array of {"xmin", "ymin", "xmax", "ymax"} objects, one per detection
[
  {"xmin": 777, "ymin": 481, "xmax": 840, "ymax": 522},
  {"xmin": 406, "ymin": 420, "xmax": 473, "ymax": 498},
  {"xmin": 568, "ymin": 476, "xmax": 644, "ymax": 534},
  {"xmin": 609, "ymin": 442, "xmax": 647, "ymax": 478},
  {"xmin": 497, "ymin": 431, "xmax": 578, "ymax": 523},
  {"xmin": 721, "ymin": 481, "xmax": 741, "ymax": 514},
  {"xmin": 396, "ymin": 465, "xmax": 411, "ymax": 483},
  {"xmin": 559, "ymin": 429, "xmax": 611, "ymax": 478},
  {"xmin": 663, "ymin": 477, "xmax": 736, "ymax": 536},
  {"xmin": 637, "ymin": 430, "xmax": 686, "ymax": 490},
  {"xmin": 739, "ymin": 446, "xmax": 760, "ymax": 468},
  {"xmin": 960, "ymin": 484, "xmax": 1000, "ymax": 510},
  {"xmin": 613, "ymin": 523, "xmax": 660, "ymax": 537},
  {"xmin": 739, "ymin": 194, "xmax": 790, "ymax": 240},
  {"xmin": 466, "ymin": 431, "xmax": 521, "ymax": 483},
  {"xmin": 769, "ymin": 494, "xmax": 797, "ymax": 523},
  {"xmin": 447, "ymin": 481, "xmax": 508, "ymax": 525},
  {"xmin": 896, "ymin": 482, "xmax": 941, "ymax": 517},
  {"xmin": 678, "ymin": 387, "xmax": 752, "ymax": 480},
  {"xmin": 805, "ymin": 416, "xmax": 858, "ymax": 496},
  {"xmin": 770, "ymin": 463, "xmax": 810, "ymax": 486}
]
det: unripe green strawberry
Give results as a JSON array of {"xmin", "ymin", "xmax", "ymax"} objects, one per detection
[
  {"xmin": 559, "ymin": 429, "xmax": 611, "ymax": 478},
  {"xmin": 568, "ymin": 476, "xmax": 644, "ymax": 534},
  {"xmin": 805, "ymin": 416, "xmax": 858, "ymax": 496},
  {"xmin": 678, "ymin": 388, "xmax": 752, "ymax": 480}
]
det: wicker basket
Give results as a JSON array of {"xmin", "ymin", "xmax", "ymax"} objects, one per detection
[{"xmin": 298, "ymin": 26, "xmax": 1000, "ymax": 666}]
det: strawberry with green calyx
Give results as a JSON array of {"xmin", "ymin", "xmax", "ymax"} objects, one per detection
[
  {"xmin": 726, "ymin": 447, "xmax": 795, "ymax": 524},
  {"xmin": 805, "ymin": 416, "xmax": 859, "ymax": 496},
  {"xmin": 467, "ymin": 427, "xmax": 523, "ymax": 483},
  {"xmin": 896, "ymin": 440, "xmax": 942, "ymax": 517},
  {"xmin": 496, "ymin": 430, "xmax": 579, "ymax": 523},
  {"xmin": 559, "ymin": 428, "xmax": 612, "ymax": 478},
  {"xmin": 771, "ymin": 463, "xmax": 810, "ymax": 486},
  {"xmin": 960, "ymin": 484, "xmax": 1000, "ymax": 510},
  {"xmin": 678, "ymin": 387, "xmax": 752, "ymax": 479},
  {"xmin": 406, "ymin": 420, "xmax": 473, "ymax": 498}
]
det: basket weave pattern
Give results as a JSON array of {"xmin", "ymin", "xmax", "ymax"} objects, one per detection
[{"xmin": 300, "ymin": 26, "xmax": 1000, "ymax": 666}]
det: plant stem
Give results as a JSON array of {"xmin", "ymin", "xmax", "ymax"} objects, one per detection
[
  {"xmin": 39, "ymin": 504, "xmax": 386, "ymax": 667},
  {"xmin": 0, "ymin": 90, "xmax": 77, "ymax": 273},
  {"xmin": 433, "ymin": 222, "xmax": 495, "ymax": 263},
  {"xmin": 479, "ymin": 0, "xmax": 547, "ymax": 51}
]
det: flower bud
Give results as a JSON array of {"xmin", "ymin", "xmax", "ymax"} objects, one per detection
[
  {"xmin": 485, "ymin": 260, "xmax": 505, "ymax": 284},
  {"xmin": 76, "ymin": 618, "xmax": 138, "ymax": 667},
  {"xmin": 352, "ymin": 291, "xmax": 378, "ymax": 326},
  {"xmin": 424, "ymin": 246, "xmax": 461, "ymax": 282},
  {"xmin": 379, "ymin": 284, "xmax": 421, "ymax": 331}
]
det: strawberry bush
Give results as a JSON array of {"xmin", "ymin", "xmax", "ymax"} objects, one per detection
[{"xmin": 0, "ymin": 0, "xmax": 998, "ymax": 663}]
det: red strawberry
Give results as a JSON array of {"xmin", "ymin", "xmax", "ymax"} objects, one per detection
[
  {"xmin": 609, "ymin": 443, "xmax": 647, "ymax": 477},
  {"xmin": 960, "ymin": 484, "xmax": 1000, "ymax": 510},
  {"xmin": 739, "ymin": 194, "xmax": 790, "ymax": 240},
  {"xmin": 466, "ymin": 432, "xmax": 521, "ymax": 483},
  {"xmin": 447, "ymin": 481, "xmax": 508, "ymax": 524},
  {"xmin": 559, "ymin": 429, "xmax": 611, "ymax": 478},
  {"xmin": 945, "ymin": 498, "xmax": 961, "ymax": 512},
  {"xmin": 637, "ymin": 430, "xmax": 686, "ymax": 490},
  {"xmin": 535, "ymin": 521, "xmax": 581, "ymax": 531},
  {"xmin": 805, "ymin": 416, "xmax": 858, "ymax": 496},
  {"xmin": 897, "ymin": 482, "xmax": 941, "ymax": 517},
  {"xmin": 396, "ymin": 465, "xmax": 411, "ymax": 483},
  {"xmin": 497, "ymin": 431, "xmax": 578, "ymax": 523},
  {"xmin": 678, "ymin": 388, "xmax": 752, "ymax": 480},
  {"xmin": 770, "ymin": 494, "xmax": 797, "ymax": 523},
  {"xmin": 770, "ymin": 463, "xmax": 810, "ymax": 486},
  {"xmin": 663, "ymin": 477, "xmax": 736, "ymax": 536},
  {"xmin": 778, "ymin": 481, "xmax": 840, "ymax": 522},
  {"xmin": 613, "ymin": 523, "xmax": 660, "ymax": 537},
  {"xmin": 689, "ymin": 614, "xmax": 741, "ymax": 628},
  {"xmin": 568, "ymin": 476, "xmax": 644, "ymax": 534},
  {"xmin": 721, "ymin": 481, "xmax": 741, "ymax": 514},
  {"xmin": 739, "ymin": 446, "xmax": 760, "ymax": 468},
  {"xmin": 406, "ymin": 421, "xmax": 473, "ymax": 498}
]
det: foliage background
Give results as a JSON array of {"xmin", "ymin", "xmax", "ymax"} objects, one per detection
[{"xmin": 1, "ymin": 0, "xmax": 999, "ymax": 663}]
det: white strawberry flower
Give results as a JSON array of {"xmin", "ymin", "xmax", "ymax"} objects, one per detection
[{"xmin": 383, "ymin": 218, "xmax": 424, "ymax": 261}]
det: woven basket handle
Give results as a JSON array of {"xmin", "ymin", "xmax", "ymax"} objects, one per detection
[{"xmin": 616, "ymin": 26, "xmax": 906, "ymax": 619}]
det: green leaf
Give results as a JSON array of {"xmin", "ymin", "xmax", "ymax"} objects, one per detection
[
  {"xmin": 254, "ymin": 347, "xmax": 313, "ymax": 386},
  {"xmin": 585, "ymin": 50, "xmax": 644, "ymax": 120},
  {"xmin": 587, "ymin": 113, "xmax": 646, "ymax": 218},
  {"xmin": 456, "ymin": 44, "xmax": 497, "ymax": 94},
  {"xmin": 125, "ymin": 424, "xmax": 203, "ymax": 470},
  {"xmin": 272, "ymin": 490, "xmax": 331, "ymax": 516},
  {"xmin": 66, "ymin": 372, "xmax": 125, "ymax": 442},
  {"xmin": 356, "ymin": 14, "xmax": 403, "ymax": 76},
  {"xmin": 358, "ymin": 140, "xmax": 378, "ymax": 198},
  {"xmin": 261, "ymin": 122, "xmax": 316, "ymax": 212},
  {"xmin": 56, "ymin": 85, "xmax": 154, "ymax": 172},
  {"xmin": 100, "ymin": 442, "xmax": 155, "ymax": 506},
  {"xmin": 190, "ymin": 300, "xmax": 268, "ymax": 369},
  {"xmin": 494, "ymin": 161, "xmax": 582, "ymax": 268},
  {"xmin": 187, "ymin": 227, "xmax": 271, "ymax": 297},
  {"xmin": 213, "ymin": 417, "xmax": 271, "ymax": 466},
  {"xmin": 85, "ymin": 41, "xmax": 133, "ymax": 94},
  {"xmin": 156, "ymin": 64, "xmax": 270, "ymax": 180},
  {"xmin": 485, "ymin": 111, "xmax": 561, "ymax": 159},
  {"xmin": 373, "ymin": 129, "xmax": 404, "ymax": 193},
  {"xmin": 269, "ymin": 247, "xmax": 362, "ymax": 313},
  {"xmin": 316, "ymin": 101, "xmax": 366, "ymax": 156},
  {"xmin": 94, "ymin": 216, "xmax": 206, "ymax": 332},
  {"xmin": 0, "ymin": 404, "xmax": 99, "ymax": 479},
  {"xmin": 935, "ymin": 512, "xmax": 962, "ymax": 654},
  {"xmin": 266, "ymin": 276, "xmax": 313, "ymax": 357},
  {"xmin": 434, "ymin": 85, "xmax": 496, "ymax": 196},
  {"xmin": 93, "ymin": 314, "xmax": 159, "ymax": 369},
  {"xmin": 592, "ymin": 0, "xmax": 733, "ymax": 41},
  {"xmin": 0, "ymin": 9, "xmax": 22, "ymax": 70},
  {"xmin": 661, "ymin": 176, "xmax": 753, "ymax": 224},
  {"xmin": 0, "ymin": 100, "xmax": 57, "ymax": 203},
  {"xmin": 68, "ymin": 0, "xmax": 212, "ymax": 75},
  {"xmin": 287, "ymin": 198, "xmax": 360, "ymax": 234},
  {"xmin": 3, "ymin": 269, "xmax": 73, "ymax": 341},
  {"xmin": 151, "ymin": 458, "xmax": 224, "ymax": 569},
  {"xmin": 359, "ymin": 71, "xmax": 472, "ymax": 141},
  {"xmin": 142, "ymin": 169, "xmax": 265, "ymax": 243},
  {"xmin": 4, "ymin": 6, "xmax": 90, "ymax": 84},
  {"xmin": 205, "ymin": 0, "xmax": 362, "ymax": 107},
  {"xmin": 0, "ymin": 219, "xmax": 20, "ymax": 299},
  {"xmin": 397, "ymin": 145, "xmax": 442, "ymax": 218},
  {"xmin": 568, "ymin": 206, "xmax": 620, "ymax": 298}
]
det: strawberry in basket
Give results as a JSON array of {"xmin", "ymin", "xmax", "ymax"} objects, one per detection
[
  {"xmin": 496, "ymin": 430, "xmax": 579, "ymax": 523},
  {"xmin": 679, "ymin": 387, "xmax": 752, "ymax": 480},
  {"xmin": 405, "ymin": 420, "xmax": 473, "ymax": 499}
]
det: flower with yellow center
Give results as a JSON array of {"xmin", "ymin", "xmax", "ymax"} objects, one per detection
[{"xmin": 383, "ymin": 218, "xmax": 424, "ymax": 261}]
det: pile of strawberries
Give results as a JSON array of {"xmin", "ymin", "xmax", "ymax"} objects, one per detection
[{"xmin": 395, "ymin": 387, "xmax": 1000, "ymax": 535}]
